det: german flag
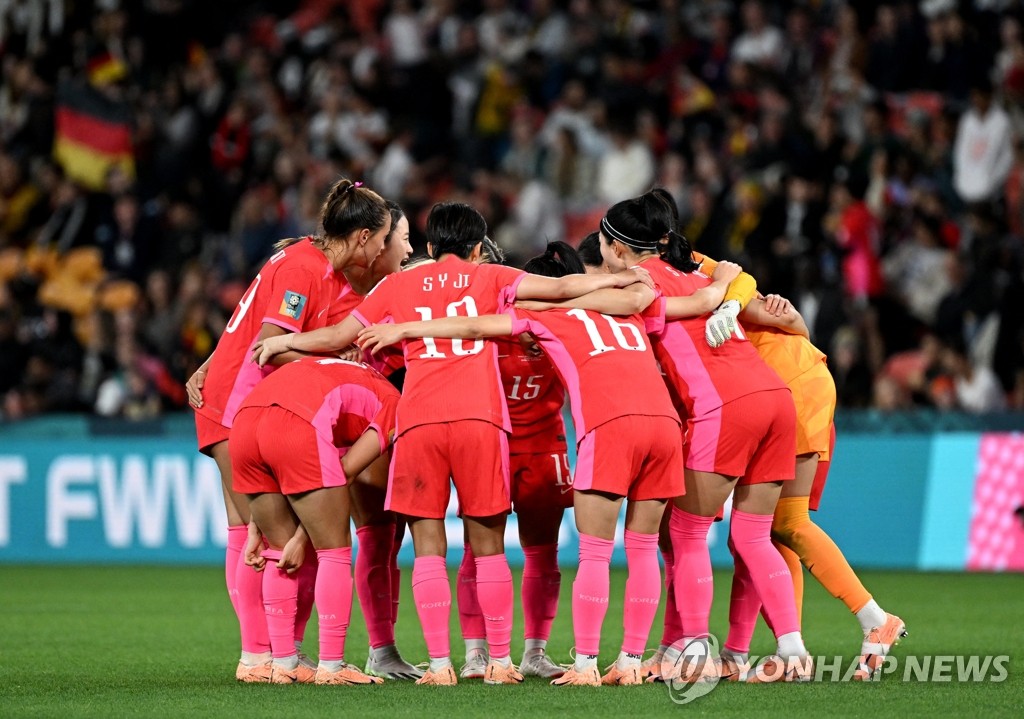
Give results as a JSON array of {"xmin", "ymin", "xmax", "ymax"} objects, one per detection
[{"xmin": 53, "ymin": 80, "xmax": 134, "ymax": 191}]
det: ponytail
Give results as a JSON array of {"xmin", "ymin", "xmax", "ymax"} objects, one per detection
[
  {"xmin": 318, "ymin": 178, "xmax": 389, "ymax": 242},
  {"xmin": 658, "ymin": 230, "xmax": 699, "ymax": 273},
  {"xmin": 523, "ymin": 241, "xmax": 585, "ymax": 278}
]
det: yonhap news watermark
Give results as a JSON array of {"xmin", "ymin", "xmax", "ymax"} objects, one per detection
[{"xmin": 662, "ymin": 644, "xmax": 1011, "ymax": 705}]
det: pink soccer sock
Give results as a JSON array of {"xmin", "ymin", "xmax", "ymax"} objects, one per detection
[
  {"xmin": 294, "ymin": 551, "xmax": 317, "ymax": 646},
  {"xmin": 261, "ymin": 549, "xmax": 298, "ymax": 659},
  {"xmin": 355, "ymin": 524, "xmax": 397, "ymax": 648},
  {"xmin": 457, "ymin": 545, "xmax": 486, "ymax": 641},
  {"xmin": 659, "ymin": 546, "xmax": 685, "ymax": 647},
  {"xmin": 235, "ymin": 544, "xmax": 270, "ymax": 654},
  {"xmin": 623, "ymin": 530, "xmax": 661, "ymax": 655},
  {"xmin": 225, "ymin": 525, "xmax": 247, "ymax": 616},
  {"xmin": 412, "ymin": 555, "xmax": 452, "ymax": 659},
  {"xmin": 725, "ymin": 535, "xmax": 760, "ymax": 655},
  {"xmin": 573, "ymin": 533, "xmax": 614, "ymax": 656},
  {"xmin": 475, "ymin": 553, "xmax": 514, "ymax": 659},
  {"xmin": 669, "ymin": 507, "xmax": 716, "ymax": 639},
  {"xmin": 315, "ymin": 547, "xmax": 354, "ymax": 662},
  {"xmin": 729, "ymin": 510, "xmax": 800, "ymax": 639},
  {"xmin": 390, "ymin": 533, "xmax": 402, "ymax": 626},
  {"xmin": 521, "ymin": 544, "xmax": 560, "ymax": 642}
]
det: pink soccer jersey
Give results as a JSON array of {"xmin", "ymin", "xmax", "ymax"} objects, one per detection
[
  {"xmin": 351, "ymin": 255, "xmax": 525, "ymax": 435},
  {"xmin": 239, "ymin": 356, "xmax": 399, "ymax": 453},
  {"xmin": 497, "ymin": 337, "xmax": 567, "ymax": 454},
  {"xmin": 640, "ymin": 256, "xmax": 786, "ymax": 419},
  {"xmin": 195, "ymin": 238, "xmax": 339, "ymax": 429},
  {"xmin": 505, "ymin": 306, "xmax": 680, "ymax": 438}
]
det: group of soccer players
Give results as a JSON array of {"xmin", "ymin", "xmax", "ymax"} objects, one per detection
[{"xmin": 187, "ymin": 179, "xmax": 907, "ymax": 688}]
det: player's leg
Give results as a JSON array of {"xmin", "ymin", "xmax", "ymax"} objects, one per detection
[
  {"xmin": 289, "ymin": 485, "xmax": 381, "ymax": 685},
  {"xmin": 668, "ymin": 468, "xmax": 736, "ymax": 679},
  {"xmin": 551, "ymin": 488, "xmax": 622, "ymax": 687},
  {"xmin": 386, "ymin": 424, "xmax": 458, "ymax": 686},
  {"xmin": 641, "ymin": 506, "xmax": 681, "ymax": 678},
  {"xmin": 247, "ymin": 491, "xmax": 309, "ymax": 683},
  {"xmin": 515, "ymin": 451, "xmax": 568, "ymax": 679},
  {"xmin": 220, "ymin": 423, "xmax": 273, "ymax": 681},
  {"xmin": 351, "ymin": 456, "xmax": 420, "ymax": 680},
  {"xmin": 456, "ymin": 534, "xmax": 488, "ymax": 678},
  {"xmin": 774, "ymin": 453, "xmax": 905, "ymax": 680},
  {"xmin": 453, "ymin": 422, "xmax": 521, "ymax": 686},
  {"xmin": 408, "ymin": 517, "xmax": 456, "ymax": 684},
  {"xmin": 602, "ymin": 498, "xmax": 666, "ymax": 686}
]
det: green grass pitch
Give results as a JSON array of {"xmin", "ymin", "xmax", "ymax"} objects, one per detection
[{"xmin": 1, "ymin": 566, "xmax": 1021, "ymax": 717}]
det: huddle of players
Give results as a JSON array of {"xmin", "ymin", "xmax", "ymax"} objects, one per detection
[{"xmin": 189, "ymin": 179, "xmax": 907, "ymax": 688}]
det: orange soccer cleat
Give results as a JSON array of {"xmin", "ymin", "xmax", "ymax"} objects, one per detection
[{"xmin": 853, "ymin": 613, "xmax": 907, "ymax": 681}]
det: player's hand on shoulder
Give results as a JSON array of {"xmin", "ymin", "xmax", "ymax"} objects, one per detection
[
  {"xmin": 712, "ymin": 261, "xmax": 742, "ymax": 283},
  {"xmin": 763, "ymin": 293, "xmax": 792, "ymax": 316},
  {"xmin": 620, "ymin": 266, "xmax": 654, "ymax": 289},
  {"xmin": 356, "ymin": 324, "xmax": 403, "ymax": 355},
  {"xmin": 251, "ymin": 334, "xmax": 290, "ymax": 366}
]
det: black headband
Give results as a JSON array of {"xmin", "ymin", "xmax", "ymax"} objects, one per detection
[{"xmin": 600, "ymin": 216, "xmax": 658, "ymax": 251}]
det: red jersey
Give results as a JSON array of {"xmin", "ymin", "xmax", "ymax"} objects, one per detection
[
  {"xmin": 327, "ymin": 272, "xmax": 405, "ymax": 378},
  {"xmin": 196, "ymin": 238, "xmax": 338, "ymax": 428},
  {"xmin": 240, "ymin": 356, "xmax": 399, "ymax": 449},
  {"xmin": 506, "ymin": 306, "xmax": 680, "ymax": 438},
  {"xmin": 640, "ymin": 257, "xmax": 786, "ymax": 420},
  {"xmin": 497, "ymin": 337, "xmax": 566, "ymax": 454},
  {"xmin": 351, "ymin": 256, "xmax": 525, "ymax": 435}
]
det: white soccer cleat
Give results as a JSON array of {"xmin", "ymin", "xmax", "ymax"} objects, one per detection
[
  {"xmin": 519, "ymin": 650, "xmax": 565, "ymax": 679},
  {"xmin": 365, "ymin": 646, "xmax": 424, "ymax": 680},
  {"xmin": 460, "ymin": 650, "xmax": 489, "ymax": 679}
]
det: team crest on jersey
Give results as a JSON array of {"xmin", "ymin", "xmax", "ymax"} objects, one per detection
[{"xmin": 280, "ymin": 291, "xmax": 308, "ymax": 320}]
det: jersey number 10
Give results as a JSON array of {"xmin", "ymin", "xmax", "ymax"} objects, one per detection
[{"xmin": 414, "ymin": 298, "xmax": 483, "ymax": 358}]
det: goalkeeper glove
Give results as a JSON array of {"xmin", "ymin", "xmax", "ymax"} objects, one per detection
[{"xmin": 704, "ymin": 299, "xmax": 741, "ymax": 348}]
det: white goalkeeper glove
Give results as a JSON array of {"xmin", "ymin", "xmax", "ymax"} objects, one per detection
[{"xmin": 705, "ymin": 299, "xmax": 741, "ymax": 348}]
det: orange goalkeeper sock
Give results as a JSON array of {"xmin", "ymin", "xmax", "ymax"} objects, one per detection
[
  {"xmin": 772, "ymin": 538, "xmax": 804, "ymax": 628},
  {"xmin": 771, "ymin": 497, "xmax": 871, "ymax": 616}
]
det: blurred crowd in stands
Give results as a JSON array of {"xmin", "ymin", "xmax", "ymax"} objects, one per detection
[{"xmin": 1, "ymin": 0, "xmax": 1023, "ymax": 420}]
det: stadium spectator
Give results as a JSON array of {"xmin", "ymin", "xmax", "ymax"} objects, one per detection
[{"xmin": 0, "ymin": 0, "xmax": 1022, "ymax": 418}]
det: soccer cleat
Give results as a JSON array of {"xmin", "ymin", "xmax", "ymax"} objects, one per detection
[
  {"xmin": 235, "ymin": 660, "xmax": 273, "ymax": 683},
  {"xmin": 314, "ymin": 663, "xmax": 384, "ymax": 685},
  {"xmin": 551, "ymin": 665, "xmax": 602, "ymax": 686},
  {"xmin": 298, "ymin": 652, "xmax": 317, "ymax": 671},
  {"xmin": 460, "ymin": 650, "xmax": 488, "ymax": 679},
  {"xmin": 717, "ymin": 655, "xmax": 752, "ymax": 683},
  {"xmin": 853, "ymin": 613, "xmax": 907, "ymax": 681},
  {"xmin": 270, "ymin": 662, "xmax": 316, "ymax": 684},
  {"xmin": 747, "ymin": 655, "xmax": 814, "ymax": 683},
  {"xmin": 520, "ymin": 651, "xmax": 565, "ymax": 679},
  {"xmin": 483, "ymin": 660, "xmax": 525, "ymax": 685},
  {"xmin": 365, "ymin": 649, "xmax": 425, "ymax": 680},
  {"xmin": 415, "ymin": 665, "xmax": 459, "ymax": 686},
  {"xmin": 650, "ymin": 655, "xmax": 719, "ymax": 684},
  {"xmin": 601, "ymin": 664, "xmax": 643, "ymax": 686},
  {"xmin": 638, "ymin": 651, "xmax": 664, "ymax": 680}
]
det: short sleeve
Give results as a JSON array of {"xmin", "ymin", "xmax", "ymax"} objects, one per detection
[
  {"xmin": 350, "ymin": 275, "xmax": 395, "ymax": 327},
  {"xmin": 491, "ymin": 265, "xmax": 526, "ymax": 305},
  {"xmin": 504, "ymin": 306, "xmax": 532, "ymax": 336},
  {"xmin": 262, "ymin": 267, "xmax": 322, "ymax": 333},
  {"xmin": 642, "ymin": 294, "xmax": 667, "ymax": 337}
]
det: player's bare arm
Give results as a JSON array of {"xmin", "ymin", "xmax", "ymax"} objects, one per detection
[
  {"xmin": 515, "ymin": 282, "xmax": 656, "ymax": 315},
  {"xmin": 357, "ymin": 314, "xmax": 514, "ymax": 355}
]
